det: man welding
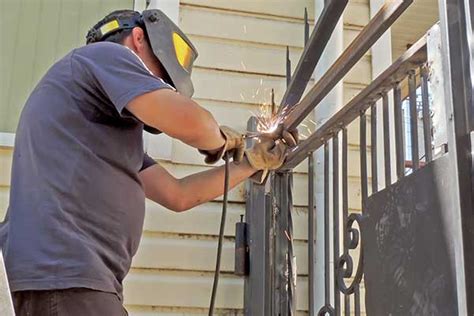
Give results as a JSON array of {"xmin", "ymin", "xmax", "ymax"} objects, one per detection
[{"xmin": 0, "ymin": 9, "xmax": 297, "ymax": 315}]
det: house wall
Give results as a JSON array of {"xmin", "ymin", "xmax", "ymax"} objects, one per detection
[{"xmin": 0, "ymin": 0, "xmax": 372, "ymax": 314}]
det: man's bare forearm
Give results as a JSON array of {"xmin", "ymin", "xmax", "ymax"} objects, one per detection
[
  {"xmin": 126, "ymin": 89, "xmax": 225, "ymax": 150},
  {"xmin": 177, "ymin": 159, "xmax": 256, "ymax": 211}
]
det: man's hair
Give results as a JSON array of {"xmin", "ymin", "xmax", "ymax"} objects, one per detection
[{"xmin": 88, "ymin": 9, "xmax": 147, "ymax": 44}]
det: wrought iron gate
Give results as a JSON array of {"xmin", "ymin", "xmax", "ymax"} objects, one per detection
[{"xmin": 240, "ymin": 0, "xmax": 474, "ymax": 315}]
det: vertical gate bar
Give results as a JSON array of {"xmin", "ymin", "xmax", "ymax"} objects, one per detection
[
  {"xmin": 438, "ymin": 0, "xmax": 474, "ymax": 312},
  {"xmin": 370, "ymin": 104, "xmax": 378, "ymax": 193},
  {"xmin": 408, "ymin": 70, "xmax": 420, "ymax": 170},
  {"xmin": 354, "ymin": 285, "xmax": 361, "ymax": 316},
  {"xmin": 382, "ymin": 92, "xmax": 392, "ymax": 186},
  {"xmin": 342, "ymin": 128, "xmax": 350, "ymax": 316},
  {"xmin": 287, "ymin": 173, "xmax": 296, "ymax": 316},
  {"xmin": 304, "ymin": 7, "xmax": 309, "ymax": 45},
  {"xmin": 286, "ymin": 46, "xmax": 291, "ymax": 87},
  {"xmin": 358, "ymin": 113, "xmax": 368, "ymax": 316},
  {"xmin": 324, "ymin": 142, "xmax": 331, "ymax": 308},
  {"xmin": 420, "ymin": 65, "xmax": 433, "ymax": 162},
  {"xmin": 274, "ymin": 171, "xmax": 295, "ymax": 316},
  {"xmin": 393, "ymin": 83, "xmax": 405, "ymax": 179},
  {"xmin": 333, "ymin": 134, "xmax": 341, "ymax": 315},
  {"xmin": 244, "ymin": 117, "xmax": 272, "ymax": 315},
  {"xmin": 308, "ymin": 153, "xmax": 315, "ymax": 316},
  {"xmin": 361, "ymin": 113, "xmax": 369, "ymax": 204}
]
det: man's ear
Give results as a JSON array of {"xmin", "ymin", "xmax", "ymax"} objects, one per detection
[{"xmin": 131, "ymin": 27, "xmax": 146, "ymax": 53}]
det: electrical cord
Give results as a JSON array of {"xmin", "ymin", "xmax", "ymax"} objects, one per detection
[{"xmin": 208, "ymin": 151, "xmax": 230, "ymax": 316}]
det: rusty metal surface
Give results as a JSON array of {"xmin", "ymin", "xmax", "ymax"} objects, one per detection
[
  {"xmin": 283, "ymin": 0, "xmax": 414, "ymax": 131},
  {"xmin": 282, "ymin": 35, "xmax": 427, "ymax": 169},
  {"xmin": 362, "ymin": 154, "xmax": 458, "ymax": 316},
  {"xmin": 279, "ymin": 0, "xmax": 348, "ymax": 109}
]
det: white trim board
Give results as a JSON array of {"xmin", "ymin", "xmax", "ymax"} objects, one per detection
[{"xmin": 0, "ymin": 133, "xmax": 14, "ymax": 148}]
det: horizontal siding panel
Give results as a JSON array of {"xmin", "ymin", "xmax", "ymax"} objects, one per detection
[
  {"xmin": 144, "ymin": 200, "xmax": 310, "ymax": 241},
  {"xmin": 181, "ymin": 0, "xmax": 315, "ymax": 20},
  {"xmin": 190, "ymin": 33, "xmax": 370, "ymax": 78},
  {"xmin": 144, "ymin": 201, "xmax": 244, "ymax": 237},
  {"xmin": 181, "ymin": 1, "xmax": 369, "ymax": 27},
  {"xmin": 190, "ymin": 34, "xmax": 304, "ymax": 76},
  {"xmin": 133, "ymin": 234, "xmax": 310, "ymax": 274},
  {"xmin": 123, "ymin": 270, "xmax": 243, "ymax": 309},
  {"xmin": 123, "ymin": 270, "xmax": 309, "ymax": 311},
  {"xmin": 192, "ymin": 67, "xmax": 287, "ymax": 105},
  {"xmin": 344, "ymin": 1, "xmax": 370, "ymax": 27},
  {"xmin": 180, "ymin": 6, "xmax": 306, "ymax": 48}
]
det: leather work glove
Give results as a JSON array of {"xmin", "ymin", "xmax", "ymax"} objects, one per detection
[
  {"xmin": 199, "ymin": 126, "xmax": 245, "ymax": 164},
  {"xmin": 245, "ymin": 138, "xmax": 288, "ymax": 184}
]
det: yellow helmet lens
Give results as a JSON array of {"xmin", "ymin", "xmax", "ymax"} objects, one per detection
[{"xmin": 173, "ymin": 32, "xmax": 194, "ymax": 71}]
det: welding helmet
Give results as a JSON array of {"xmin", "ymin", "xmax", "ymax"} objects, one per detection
[{"xmin": 86, "ymin": 9, "xmax": 198, "ymax": 97}]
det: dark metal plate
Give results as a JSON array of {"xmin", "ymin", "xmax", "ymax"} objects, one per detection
[{"xmin": 362, "ymin": 155, "xmax": 458, "ymax": 316}]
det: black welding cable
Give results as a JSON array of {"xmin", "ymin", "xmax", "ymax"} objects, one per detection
[{"xmin": 209, "ymin": 151, "xmax": 230, "ymax": 316}]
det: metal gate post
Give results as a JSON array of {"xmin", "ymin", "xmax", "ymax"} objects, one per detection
[
  {"xmin": 273, "ymin": 172, "xmax": 296, "ymax": 315},
  {"xmin": 438, "ymin": 0, "xmax": 474, "ymax": 314},
  {"xmin": 244, "ymin": 117, "xmax": 273, "ymax": 315}
]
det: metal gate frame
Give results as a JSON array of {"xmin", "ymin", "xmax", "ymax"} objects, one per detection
[
  {"xmin": 438, "ymin": 0, "xmax": 474, "ymax": 313},
  {"xmin": 242, "ymin": 0, "xmax": 474, "ymax": 315}
]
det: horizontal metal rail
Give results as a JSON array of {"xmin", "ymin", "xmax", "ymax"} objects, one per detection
[
  {"xmin": 282, "ymin": 35, "xmax": 427, "ymax": 169},
  {"xmin": 282, "ymin": 0, "xmax": 413, "ymax": 130},
  {"xmin": 279, "ymin": 0, "xmax": 348, "ymax": 109}
]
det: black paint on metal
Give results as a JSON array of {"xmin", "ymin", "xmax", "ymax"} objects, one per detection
[
  {"xmin": 244, "ymin": 117, "xmax": 273, "ymax": 315},
  {"xmin": 342, "ymin": 128, "xmax": 350, "ymax": 316},
  {"xmin": 370, "ymin": 104, "xmax": 378, "ymax": 194},
  {"xmin": 286, "ymin": 47, "xmax": 291, "ymax": 88},
  {"xmin": 360, "ymin": 113, "xmax": 368, "ymax": 204},
  {"xmin": 317, "ymin": 142, "xmax": 335, "ymax": 316},
  {"xmin": 332, "ymin": 134, "xmax": 341, "ymax": 315},
  {"xmin": 234, "ymin": 216, "xmax": 249, "ymax": 276},
  {"xmin": 362, "ymin": 155, "xmax": 458, "ymax": 315},
  {"xmin": 393, "ymin": 83, "xmax": 405, "ymax": 179},
  {"xmin": 420, "ymin": 65, "xmax": 433, "ymax": 162},
  {"xmin": 382, "ymin": 92, "xmax": 392, "ymax": 186},
  {"xmin": 308, "ymin": 153, "xmax": 316, "ymax": 316},
  {"xmin": 273, "ymin": 172, "xmax": 295, "ymax": 316},
  {"xmin": 438, "ymin": 0, "xmax": 474, "ymax": 311},
  {"xmin": 408, "ymin": 70, "xmax": 420, "ymax": 170},
  {"xmin": 324, "ymin": 143, "xmax": 330, "ymax": 306},
  {"xmin": 304, "ymin": 7, "xmax": 309, "ymax": 46}
]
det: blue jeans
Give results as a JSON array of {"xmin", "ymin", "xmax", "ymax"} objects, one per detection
[{"xmin": 12, "ymin": 288, "xmax": 128, "ymax": 316}]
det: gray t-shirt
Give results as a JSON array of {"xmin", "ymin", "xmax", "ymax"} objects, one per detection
[{"xmin": 0, "ymin": 42, "xmax": 172, "ymax": 298}]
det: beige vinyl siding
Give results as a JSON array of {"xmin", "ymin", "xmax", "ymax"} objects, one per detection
[{"xmin": 0, "ymin": 0, "xmax": 133, "ymax": 133}]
